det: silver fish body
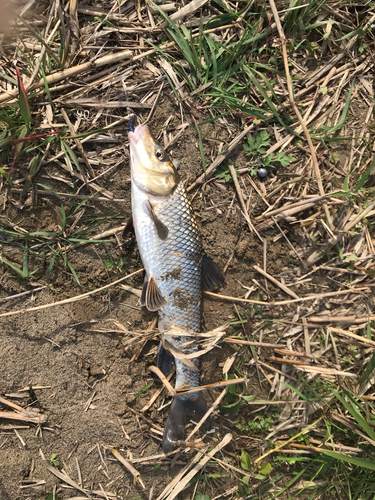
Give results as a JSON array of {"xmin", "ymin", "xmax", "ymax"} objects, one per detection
[
  {"xmin": 129, "ymin": 124, "xmax": 224, "ymax": 452},
  {"xmin": 132, "ymin": 179, "xmax": 207, "ymax": 451},
  {"xmin": 132, "ymin": 179, "xmax": 203, "ymax": 376}
]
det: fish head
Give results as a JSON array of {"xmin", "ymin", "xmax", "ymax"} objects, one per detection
[{"xmin": 129, "ymin": 124, "xmax": 179, "ymax": 196}]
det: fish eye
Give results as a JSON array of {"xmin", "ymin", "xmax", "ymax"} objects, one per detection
[{"xmin": 155, "ymin": 148, "xmax": 165, "ymax": 160}]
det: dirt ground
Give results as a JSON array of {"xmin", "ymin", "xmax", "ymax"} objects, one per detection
[
  {"xmin": 0, "ymin": 96, "xmax": 293, "ymax": 499},
  {"xmin": 1, "ymin": 38, "xmax": 374, "ymax": 500}
]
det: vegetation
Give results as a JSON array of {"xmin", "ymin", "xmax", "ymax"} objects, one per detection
[{"xmin": 0, "ymin": 0, "xmax": 375, "ymax": 499}]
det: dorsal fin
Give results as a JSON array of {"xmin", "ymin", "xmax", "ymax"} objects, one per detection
[
  {"xmin": 141, "ymin": 276, "xmax": 167, "ymax": 311},
  {"xmin": 202, "ymin": 255, "xmax": 226, "ymax": 291},
  {"xmin": 145, "ymin": 200, "xmax": 169, "ymax": 240}
]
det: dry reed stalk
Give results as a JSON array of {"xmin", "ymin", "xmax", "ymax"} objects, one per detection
[
  {"xmin": 205, "ymin": 286, "xmax": 369, "ymax": 306},
  {"xmin": 157, "ymin": 0, "xmax": 209, "ymax": 28},
  {"xmin": 176, "ymin": 377, "xmax": 246, "ymax": 395},
  {"xmin": 330, "ymin": 327, "xmax": 375, "ymax": 348},
  {"xmin": 0, "ymin": 50, "xmax": 133, "ymax": 103},
  {"xmin": 225, "ymin": 338, "xmax": 281, "ymax": 348},
  {"xmin": 253, "ymin": 265, "xmax": 299, "ymax": 299},
  {"xmin": 141, "ymin": 370, "xmax": 175, "ymax": 412},
  {"xmin": 268, "ymin": 0, "xmax": 332, "ymax": 229},
  {"xmin": 0, "ymin": 397, "xmax": 47, "ymax": 424},
  {"xmin": 60, "ymin": 98, "xmax": 153, "ymax": 109},
  {"xmin": 61, "ymin": 108, "xmax": 95, "ymax": 177},
  {"xmin": 187, "ymin": 122, "xmax": 255, "ymax": 191},
  {"xmin": 254, "ymin": 415, "xmax": 324, "ymax": 464},
  {"xmin": 305, "ymin": 13, "xmax": 375, "ymax": 86},
  {"xmin": 0, "ymin": 411, "xmax": 46, "ymax": 425},
  {"xmin": 228, "ymin": 163, "xmax": 262, "ymax": 241},
  {"xmin": 112, "ymin": 448, "xmax": 145, "ymax": 489},
  {"xmin": 149, "ymin": 366, "xmax": 176, "ymax": 396},
  {"xmin": 10, "ymin": 189, "xmax": 125, "ymax": 202},
  {"xmin": 186, "ymin": 389, "xmax": 227, "ymax": 441},
  {"xmin": 158, "ymin": 433, "xmax": 232, "ymax": 500},
  {"xmin": 0, "ymin": 269, "xmax": 143, "ymax": 319}
]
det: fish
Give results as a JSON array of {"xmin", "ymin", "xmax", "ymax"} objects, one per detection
[{"xmin": 128, "ymin": 122, "xmax": 225, "ymax": 453}]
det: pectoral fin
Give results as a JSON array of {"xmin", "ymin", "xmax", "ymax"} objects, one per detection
[
  {"xmin": 145, "ymin": 200, "xmax": 169, "ymax": 240},
  {"xmin": 141, "ymin": 276, "xmax": 167, "ymax": 311},
  {"xmin": 122, "ymin": 215, "xmax": 134, "ymax": 237},
  {"xmin": 202, "ymin": 255, "xmax": 226, "ymax": 291}
]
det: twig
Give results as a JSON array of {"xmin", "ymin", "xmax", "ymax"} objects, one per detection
[
  {"xmin": 10, "ymin": 189, "xmax": 125, "ymax": 202},
  {"xmin": 141, "ymin": 370, "xmax": 175, "ymax": 412},
  {"xmin": 187, "ymin": 123, "xmax": 255, "ymax": 192},
  {"xmin": 149, "ymin": 366, "xmax": 176, "ymax": 397},
  {"xmin": 0, "ymin": 286, "xmax": 47, "ymax": 303},
  {"xmin": 60, "ymin": 99, "xmax": 152, "ymax": 109},
  {"xmin": 305, "ymin": 13, "xmax": 375, "ymax": 87},
  {"xmin": 157, "ymin": 0, "xmax": 209, "ymax": 28},
  {"xmin": 330, "ymin": 327, "xmax": 375, "ymax": 348},
  {"xmin": 254, "ymin": 415, "xmax": 324, "ymax": 464},
  {"xmin": 0, "ymin": 269, "xmax": 143, "ymax": 319},
  {"xmin": 112, "ymin": 448, "xmax": 145, "ymax": 489},
  {"xmin": 158, "ymin": 434, "xmax": 232, "ymax": 500},
  {"xmin": 0, "ymin": 411, "xmax": 46, "ymax": 425},
  {"xmin": 176, "ymin": 377, "xmax": 246, "ymax": 395},
  {"xmin": 0, "ymin": 397, "xmax": 47, "ymax": 424},
  {"xmin": 268, "ymin": 0, "xmax": 332, "ymax": 229},
  {"xmin": 186, "ymin": 389, "xmax": 227, "ymax": 441},
  {"xmin": 228, "ymin": 163, "xmax": 262, "ymax": 242},
  {"xmin": 205, "ymin": 286, "xmax": 369, "ymax": 306},
  {"xmin": 61, "ymin": 108, "xmax": 96, "ymax": 177},
  {"xmin": 253, "ymin": 264, "xmax": 299, "ymax": 299},
  {"xmin": 0, "ymin": 50, "xmax": 133, "ymax": 103}
]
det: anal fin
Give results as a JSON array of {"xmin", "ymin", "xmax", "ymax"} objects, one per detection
[
  {"xmin": 202, "ymin": 255, "xmax": 226, "ymax": 291},
  {"xmin": 141, "ymin": 276, "xmax": 167, "ymax": 311},
  {"xmin": 145, "ymin": 200, "xmax": 169, "ymax": 240},
  {"xmin": 156, "ymin": 341, "xmax": 175, "ymax": 379}
]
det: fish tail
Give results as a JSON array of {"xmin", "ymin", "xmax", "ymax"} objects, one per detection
[{"xmin": 162, "ymin": 394, "xmax": 208, "ymax": 454}]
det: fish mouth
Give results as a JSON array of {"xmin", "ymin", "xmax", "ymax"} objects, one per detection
[
  {"xmin": 128, "ymin": 124, "xmax": 153, "ymax": 148},
  {"xmin": 128, "ymin": 124, "xmax": 144, "ymax": 145},
  {"xmin": 128, "ymin": 124, "xmax": 154, "ymax": 163}
]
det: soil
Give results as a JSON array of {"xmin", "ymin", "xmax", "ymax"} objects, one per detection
[
  {"xmin": 0, "ymin": 96, "xmax": 289, "ymax": 500},
  {"xmin": 0, "ymin": 90, "xmax": 370, "ymax": 500}
]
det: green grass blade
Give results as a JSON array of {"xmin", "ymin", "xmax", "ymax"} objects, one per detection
[
  {"xmin": 192, "ymin": 122, "xmax": 206, "ymax": 173},
  {"xmin": 0, "ymin": 256, "xmax": 27, "ymax": 278},
  {"xmin": 355, "ymin": 161, "xmax": 375, "ymax": 192},
  {"xmin": 359, "ymin": 351, "xmax": 375, "ymax": 385},
  {"xmin": 323, "ymin": 451, "xmax": 375, "ymax": 471},
  {"xmin": 63, "ymin": 141, "xmax": 81, "ymax": 171},
  {"xmin": 46, "ymin": 252, "xmax": 57, "ymax": 287},
  {"xmin": 40, "ymin": 55, "xmax": 54, "ymax": 109},
  {"xmin": 66, "ymin": 259, "xmax": 81, "ymax": 286},
  {"xmin": 135, "ymin": 381, "xmax": 153, "ymax": 398},
  {"xmin": 15, "ymin": 67, "xmax": 31, "ymax": 125},
  {"xmin": 318, "ymin": 84, "xmax": 354, "ymax": 136},
  {"xmin": 22, "ymin": 241, "xmax": 29, "ymax": 276},
  {"xmin": 0, "ymin": 167, "xmax": 13, "ymax": 187},
  {"xmin": 333, "ymin": 389, "xmax": 375, "ymax": 441}
]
